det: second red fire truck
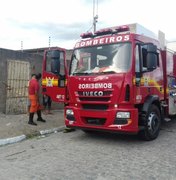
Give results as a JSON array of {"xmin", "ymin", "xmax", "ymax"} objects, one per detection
[{"xmin": 42, "ymin": 23, "xmax": 176, "ymax": 140}]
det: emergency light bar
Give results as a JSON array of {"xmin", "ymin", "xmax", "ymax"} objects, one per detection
[
  {"xmin": 80, "ymin": 25, "xmax": 130, "ymax": 39},
  {"xmin": 94, "ymin": 28, "xmax": 112, "ymax": 36},
  {"xmin": 80, "ymin": 32, "xmax": 93, "ymax": 39},
  {"xmin": 115, "ymin": 25, "xmax": 130, "ymax": 32}
]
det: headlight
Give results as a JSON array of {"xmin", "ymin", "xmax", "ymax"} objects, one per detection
[
  {"xmin": 116, "ymin": 112, "xmax": 130, "ymax": 119},
  {"xmin": 66, "ymin": 109, "xmax": 74, "ymax": 116},
  {"xmin": 66, "ymin": 109, "xmax": 75, "ymax": 121}
]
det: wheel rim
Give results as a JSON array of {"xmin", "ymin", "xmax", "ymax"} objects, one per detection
[{"xmin": 147, "ymin": 112, "xmax": 159, "ymax": 135}]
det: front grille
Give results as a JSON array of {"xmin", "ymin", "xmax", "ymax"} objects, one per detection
[
  {"xmin": 78, "ymin": 90, "xmax": 112, "ymax": 102},
  {"xmin": 82, "ymin": 104, "xmax": 108, "ymax": 110},
  {"xmin": 77, "ymin": 90, "xmax": 112, "ymax": 110},
  {"xmin": 85, "ymin": 117, "xmax": 106, "ymax": 125},
  {"xmin": 79, "ymin": 97, "xmax": 110, "ymax": 101}
]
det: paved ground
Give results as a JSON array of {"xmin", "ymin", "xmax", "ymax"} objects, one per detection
[
  {"xmin": 1, "ymin": 126, "xmax": 176, "ymax": 180},
  {"xmin": 0, "ymin": 109, "xmax": 65, "ymax": 139}
]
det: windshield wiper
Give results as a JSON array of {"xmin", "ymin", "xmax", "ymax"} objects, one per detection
[
  {"xmin": 72, "ymin": 72, "xmax": 90, "ymax": 75},
  {"xmin": 73, "ymin": 71, "xmax": 116, "ymax": 76},
  {"xmin": 98, "ymin": 71, "xmax": 116, "ymax": 74}
]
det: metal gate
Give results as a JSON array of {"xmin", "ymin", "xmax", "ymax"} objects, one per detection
[{"xmin": 6, "ymin": 60, "xmax": 30, "ymax": 114}]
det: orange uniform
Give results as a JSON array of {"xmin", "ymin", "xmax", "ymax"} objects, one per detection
[{"xmin": 28, "ymin": 78, "xmax": 41, "ymax": 113}]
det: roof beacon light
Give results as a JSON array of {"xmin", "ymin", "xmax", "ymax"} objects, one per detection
[
  {"xmin": 115, "ymin": 25, "xmax": 130, "ymax": 33},
  {"xmin": 80, "ymin": 32, "xmax": 93, "ymax": 39},
  {"xmin": 95, "ymin": 28, "xmax": 112, "ymax": 36}
]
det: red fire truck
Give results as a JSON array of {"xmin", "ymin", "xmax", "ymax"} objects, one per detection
[{"xmin": 42, "ymin": 23, "xmax": 176, "ymax": 140}]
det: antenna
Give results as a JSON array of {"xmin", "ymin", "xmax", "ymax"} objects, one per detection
[{"xmin": 93, "ymin": 0, "xmax": 98, "ymax": 33}]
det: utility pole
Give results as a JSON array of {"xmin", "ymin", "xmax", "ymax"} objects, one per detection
[
  {"xmin": 49, "ymin": 36, "xmax": 51, "ymax": 49},
  {"xmin": 21, "ymin": 41, "xmax": 23, "ymax": 52}
]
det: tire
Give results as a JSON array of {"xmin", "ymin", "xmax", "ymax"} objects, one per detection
[{"xmin": 139, "ymin": 104, "xmax": 161, "ymax": 141}]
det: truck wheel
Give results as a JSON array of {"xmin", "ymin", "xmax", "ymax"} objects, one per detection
[{"xmin": 139, "ymin": 104, "xmax": 161, "ymax": 141}]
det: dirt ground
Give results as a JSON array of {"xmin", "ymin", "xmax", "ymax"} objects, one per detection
[{"xmin": 0, "ymin": 110, "xmax": 65, "ymax": 139}]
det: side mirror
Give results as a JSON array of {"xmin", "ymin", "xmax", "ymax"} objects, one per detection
[
  {"xmin": 146, "ymin": 53, "xmax": 157, "ymax": 70},
  {"xmin": 146, "ymin": 44, "xmax": 157, "ymax": 70},
  {"xmin": 147, "ymin": 44, "xmax": 157, "ymax": 53}
]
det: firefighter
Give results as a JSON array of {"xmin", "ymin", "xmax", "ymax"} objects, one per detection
[{"xmin": 28, "ymin": 73, "xmax": 46, "ymax": 125}]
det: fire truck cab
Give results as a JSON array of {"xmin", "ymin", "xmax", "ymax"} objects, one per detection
[{"xmin": 42, "ymin": 23, "xmax": 176, "ymax": 140}]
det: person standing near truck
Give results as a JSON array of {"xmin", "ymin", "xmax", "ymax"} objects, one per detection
[
  {"xmin": 43, "ymin": 95, "xmax": 52, "ymax": 114},
  {"xmin": 28, "ymin": 74, "xmax": 46, "ymax": 125}
]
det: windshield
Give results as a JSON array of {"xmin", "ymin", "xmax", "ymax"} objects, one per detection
[{"xmin": 70, "ymin": 43, "xmax": 132, "ymax": 75}]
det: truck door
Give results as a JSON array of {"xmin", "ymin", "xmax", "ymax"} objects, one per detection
[
  {"xmin": 134, "ymin": 43, "xmax": 162, "ymax": 103},
  {"xmin": 42, "ymin": 48, "xmax": 67, "ymax": 102}
]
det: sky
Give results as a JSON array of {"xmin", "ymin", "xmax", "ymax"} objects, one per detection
[{"xmin": 0, "ymin": 0, "xmax": 176, "ymax": 50}]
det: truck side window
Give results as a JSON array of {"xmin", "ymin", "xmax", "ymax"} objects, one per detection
[
  {"xmin": 46, "ymin": 50, "xmax": 65, "ymax": 76},
  {"xmin": 135, "ymin": 45, "xmax": 140, "ymax": 73},
  {"xmin": 46, "ymin": 56, "xmax": 52, "ymax": 72}
]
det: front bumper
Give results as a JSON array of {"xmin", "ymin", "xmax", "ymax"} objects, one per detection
[{"xmin": 65, "ymin": 107, "xmax": 139, "ymax": 133}]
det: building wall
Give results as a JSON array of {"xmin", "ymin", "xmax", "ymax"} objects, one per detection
[
  {"xmin": 0, "ymin": 48, "xmax": 43, "ymax": 113},
  {"xmin": 0, "ymin": 48, "xmax": 63, "ymax": 114},
  {"xmin": 0, "ymin": 49, "xmax": 7, "ymax": 113}
]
